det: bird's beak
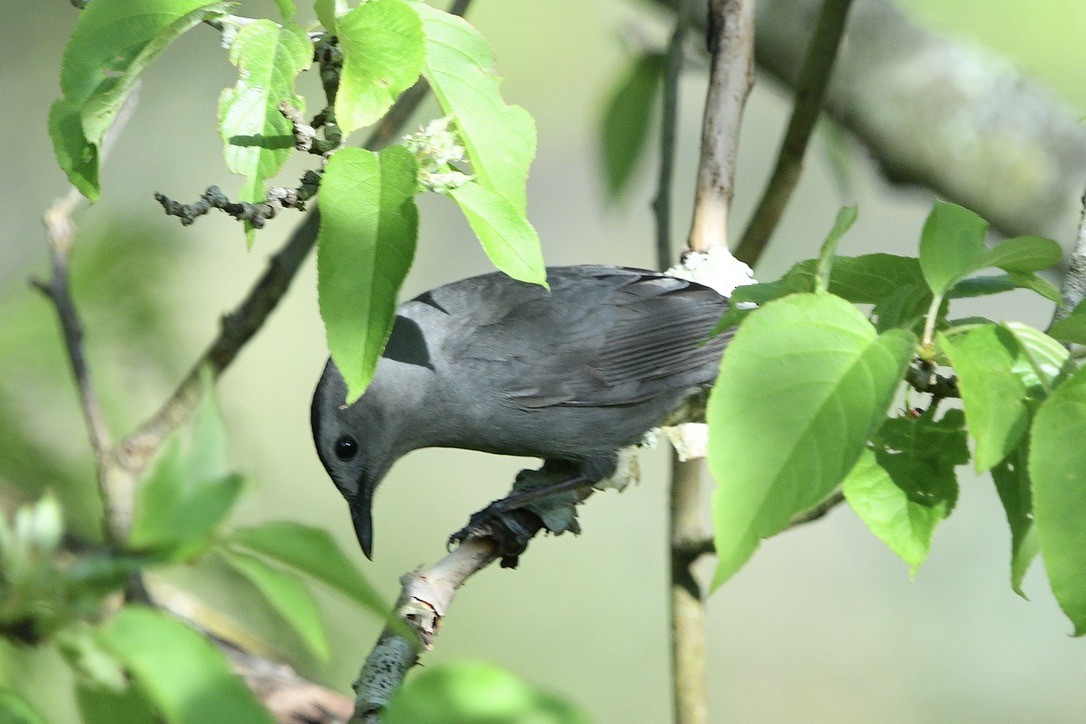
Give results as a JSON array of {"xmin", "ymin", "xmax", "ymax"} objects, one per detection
[{"xmin": 348, "ymin": 492, "xmax": 374, "ymax": 560}]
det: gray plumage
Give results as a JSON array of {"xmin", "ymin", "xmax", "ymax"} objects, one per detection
[{"xmin": 311, "ymin": 265, "xmax": 731, "ymax": 558}]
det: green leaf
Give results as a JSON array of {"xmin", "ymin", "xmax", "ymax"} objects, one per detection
[
  {"xmin": 937, "ymin": 325, "xmax": 1043, "ymax": 471},
  {"xmin": 447, "ymin": 182, "xmax": 547, "ymax": 286},
  {"xmin": 57, "ymin": 623, "xmax": 128, "ymax": 691},
  {"xmin": 949, "ymin": 272, "xmax": 1061, "ymax": 304},
  {"xmin": 384, "ymin": 661, "xmax": 589, "ymax": 724},
  {"xmin": 991, "ymin": 442, "xmax": 1040, "ymax": 597},
  {"xmin": 272, "ymin": 0, "xmax": 296, "ymax": 19},
  {"xmin": 76, "ymin": 683, "xmax": 157, "ymax": 724},
  {"xmin": 0, "ymin": 689, "xmax": 46, "ymax": 724},
  {"xmin": 1048, "ymin": 301, "xmax": 1086, "ymax": 345},
  {"xmin": 52, "ymin": 0, "xmax": 231, "ymax": 198},
  {"xmin": 97, "ymin": 606, "xmax": 272, "ymax": 723},
  {"xmin": 843, "ymin": 449, "xmax": 944, "ymax": 574},
  {"xmin": 48, "ymin": 100, "xmax": 99, "ymax": 200},
  {"xmin": 844, "ymin": 409, "xmax": 967, "ymax": 574},
  {"xmin": 227, "ymin": 522, "xmax": 388, "ymax": 618},
  {"xmin": 814, "ymin": 205, "xmax": 857, "ymax": 293},
  {"xmin": 1002, "ymin": 322, "xmax": 1073, "ymax": 394},
  {"xmin": 1029, "ymin": 363, "xmax": 1086, "ymax": 635},
  {"xmin": 218, "ymin": 549, "xmax": 330, "ymax": 660},
  {"xmin": 218, "ymin": 20, "xmax": 312, "ymax": 245},
  {"xmin": 731, "ymin": 253, "xmax": 923, "ymax": 307},
  {"xmin": 314, "ymin": 0, "xmax": 346, "ymax": 30},
  {"xmin": 129, "ymin": 374, "xmax": 243, "ymax": 557},
  {"xmin": 980, "ymin": 235, "xmax": 1063, "ymax": 274},
  {"xmin": 918, "ymin": 201, "xmax": 991, "ymax": 295},
  {"xmin": 599, "ymin": 52, "xmax": 665, "ymax": 198},
  {"xmin": 918, "ymin": 201, "xmax": 1061, "ymax": 296},
  {"xmin": 335, "ymin": 0, "xmax": 424, "ymax": 136},
  {"xmin": 707, "ymin": 293, "xmax": 915, "ymax": 588},
  {"xmin": 317, "ymin": 146, "xmax": 419, "ymax": 403},
  {"xmin": 129, "ymin": 471, "xmax": 243, "ymax": 559},
  {"xmin": 414, "ymin": 2, "xmax": 536, "ymax": 215}
]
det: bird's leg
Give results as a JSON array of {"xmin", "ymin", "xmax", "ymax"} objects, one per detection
[{"xmin": 448, "ymin": 461, "xmax": 598, "ymax": 567}]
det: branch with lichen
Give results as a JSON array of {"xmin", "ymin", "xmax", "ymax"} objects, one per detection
[{"xmin": 155, "ymin": 173, "xmax": 320, "ymax": 228}]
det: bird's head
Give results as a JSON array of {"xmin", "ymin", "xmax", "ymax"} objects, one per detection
[{"xmin": 310, "ymin": 359, "xmax": 398, "ymax": 560}]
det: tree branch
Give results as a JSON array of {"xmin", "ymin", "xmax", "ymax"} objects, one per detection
[
  {"xmin": 687, "ymin": 0, "xmax": 757, "ymax": 254},
  {"xmin": 33, "ymin": 188, "xmax": 116, "ymax": 540},
  {"xmin": 1052, "ymin": 183, "xmax": 1086, "ymax": 325},
  {"xmin": 664, "ymin": 2, "xmax": 758, "ymax": 723},
  {"xmin": 735, "ymin": 0, "xmax": 855, "ymax": 265},
  {"xmin": 353, "ymin": 538, "xmax": 501, "ymax": 719},
  {"xmin": 653, "ymin": 0, "xmax": 1086, "ymax": 240}
]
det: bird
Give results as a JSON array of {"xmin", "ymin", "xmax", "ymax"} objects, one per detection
[{"xmin": 310, "ymin": 264, "xmax": 731, "ymax": 560}]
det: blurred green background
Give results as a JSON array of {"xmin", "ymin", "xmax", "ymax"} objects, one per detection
[{"xmin": 3, "ymin": 1, "xmax": 1086, "ymax": 721}]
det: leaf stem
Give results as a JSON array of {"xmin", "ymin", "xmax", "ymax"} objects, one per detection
[{"xmin": 921, "ymin": 293, "xmax": 943, "ymax": 351}]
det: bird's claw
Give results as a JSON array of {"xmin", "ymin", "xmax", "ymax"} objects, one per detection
[{"xmin": 448, "ymin": 501, "xmax": 542, "ymax": 568}]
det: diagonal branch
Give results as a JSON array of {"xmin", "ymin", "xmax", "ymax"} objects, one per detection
[
  {"xmin": 735, "ymin": 0, "xmax": 855, "ymax": 265},
  {"xmin": 33, "ymin": 188, "xmax": 116, "ymax": 539}
]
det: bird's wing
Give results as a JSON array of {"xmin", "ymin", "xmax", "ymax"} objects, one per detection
[{"xmin": 438, "ymin": 267, "xmax": 731, "ymax": 409}]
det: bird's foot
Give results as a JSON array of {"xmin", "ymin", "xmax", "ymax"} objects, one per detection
[
  {"xmin": 447, "ymin": 463, "xmax": 588, "ymax": 568},
  {"xmin": 448, "ymin": 503, "xmax": 542, "ymax": 568}
]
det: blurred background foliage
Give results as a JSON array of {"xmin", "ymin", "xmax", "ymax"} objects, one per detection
[{"xmin": 2, "ymin": 1, "xmax": 1086, "ymax": 722}]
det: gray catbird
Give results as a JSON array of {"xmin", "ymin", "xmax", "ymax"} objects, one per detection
[{"xmin": 311, "ymin": 265, "xmax": 730, "ymax": 559}]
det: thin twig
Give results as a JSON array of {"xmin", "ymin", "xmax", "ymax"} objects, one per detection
[
  {"xmin": 653, "ymin": 6, "xmax": 690, "ymax": 271},
  {"xmin": 34, "ymin": 190, "xmax": 115, "ymax": 534},
  {"xmin": 734, "ymin": 0, "xmax": 855, "ymax": 266},
  {"xmin": 33, "ymin": 86, "xmax": 143, "ymax": 544}
]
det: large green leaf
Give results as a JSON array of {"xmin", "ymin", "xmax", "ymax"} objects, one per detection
[
  {"xmin": 707, "ymin": 293, "xmax": 915, "ymax": 588},
  {"xmin": 384, "ymin": 661, "xmax": 589, "ymax": 724},
  {"xmin": 599, "ymin": 52, "xmax": 665, "ymax": 198},
  {"xmin": 1029, "ymin": 364, "xmax": 1086, "ymax": 635},
  {"xmin": 218, "ymin": 549, "xmax": 330, "ymax": 660},
  {"xmin": 991, "ymin": 441, "xmax": 1040, "ymax": 597},
  {"xmin": 414, "ymin": 2, "xmax": 536, "ymax": 215},
  {"xmin": 218, "ymin": 19, "xmax": 312, "ymax": 245},
  {"xmin": 447, "ymin": 182, "xmax": 547, "ymax": 285},
  {"xmin": 97, "ymin": 607, "xmax": 272, "ymax": 723},
  {"xmin": 227, "ymin": 522, "xmax": 388, "ymax": 618},
  {"xmin": 51, "ymin": 0, "xmax": 231, "ymax": 198},
  {"xmin": 335, "ymin": 0, "xmax": 424, "ymax": 136},
  {"xmin": 918, "ymin": 201, "xmax": 1061, "ymax": 296},
  {"xmin": 317, "ymin": 146, "xmax": 419, "ymax": 403},
  {"xmin": 843, "ymin": 409, "xmax": 966, "ymax": 574}
]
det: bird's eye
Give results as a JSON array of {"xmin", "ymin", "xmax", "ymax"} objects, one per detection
[{"xmin": 334, "ymin": 435, "xmax": 358, "ymax": 461}]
